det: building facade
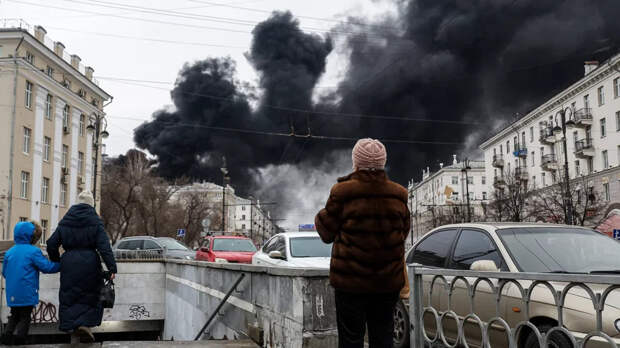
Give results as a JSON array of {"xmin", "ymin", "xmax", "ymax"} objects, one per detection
[
  {"xmin": 479, "ymin": 55, "xmax": 620, "ymax": 224},
  {"xmin": 408, "ymin": 156, "xmax": 488, "ymax": 244},
  {"xmin": 0, "ymin": 22, "xmax": 112, "ymax": 241}
]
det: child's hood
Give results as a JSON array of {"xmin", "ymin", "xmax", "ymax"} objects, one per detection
[{"xmin": 13, "ymin": 221, "xmax": 34, "ymax": 244}]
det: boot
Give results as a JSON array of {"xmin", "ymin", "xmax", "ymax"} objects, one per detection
[{"xmin": 75, "ymin": 326, "xmax": 95, "ymax": 343}]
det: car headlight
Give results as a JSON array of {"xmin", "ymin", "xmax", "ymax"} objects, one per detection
[
  {"xmin": 215, "ymin": 258, "xmax": 228, "ymax": 263},
  {"xmin": 615, "ymin": 319, "xmax": 620, "ymax": 332}
]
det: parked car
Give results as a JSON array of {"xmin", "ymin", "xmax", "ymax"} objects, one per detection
[
  {"xmin": 113, "ymin": 236, "xmax": 195, "ymax": 260},
  {"xmin": 252, "ymin": 232, "xmax": 332, "ymax": 269},
  {"xmin": 393, "ymin": 223, "xmax": 620, "ymax": 348},
  {"xmin": 196, "ymin": 236, "xmax": 257, "ymax": 263}
]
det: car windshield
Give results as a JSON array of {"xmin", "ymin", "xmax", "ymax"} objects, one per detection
[
  {"xmin": 157, "ymin": 238, "xmax": 189, "ymax": 251},
  {"xmin": 290, "ymin": 237, "xmax": 332, "ymax": 258},
  {"xmin": 498, "ymin": 227, "xmax": 620, "ymax": 273},
  {"xmin": 212, "ymin": 239, "xmax": 257, "ymax": 252}
]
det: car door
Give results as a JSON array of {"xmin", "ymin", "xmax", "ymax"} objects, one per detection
[
  {"xmin": 254, "ymin": 236, "xmax": 278, "ymax": 266},
  {"xmin": 446, "ymin": 229, "xmax": 509, "ymax": 348},
  {"xmin": 407, "ymin": 228, "xmax": 459, "ymax": 338},
  {"xmin": 143, "ymin": 239, "xmax": 163, "ymax": 257}
]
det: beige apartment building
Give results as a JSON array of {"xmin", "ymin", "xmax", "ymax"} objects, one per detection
[{"xmin": 0, "ymin": 21, "xmax": 112, "ymax": 241}]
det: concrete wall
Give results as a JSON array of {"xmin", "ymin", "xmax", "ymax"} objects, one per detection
[{"xmin": 164, "ymin": 261, "xmax": 337, "ymax": 348}]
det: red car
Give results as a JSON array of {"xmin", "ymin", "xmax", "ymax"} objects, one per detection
[{"xmin": 196, "ymin": 236, "xmax": 257, "ymax": 263}]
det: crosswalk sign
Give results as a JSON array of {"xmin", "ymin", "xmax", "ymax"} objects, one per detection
[{"xmin": 177, "ymin": 229, "xmax": 186, "ymax": 237}]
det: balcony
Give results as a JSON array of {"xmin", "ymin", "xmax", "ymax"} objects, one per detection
[
  {"xmin": 539, "ymin": 127, "xmax": 555, "ymax": 144},
  {"xmin": 513, "ymin": 147, "xmax": 527, "ymax": 158},
  {"xmin": 515, "ymin": 167, "xmax": 528, "ymax": 181},
  {"xmin": 493, "ymin": 176, "xmax": 507, "ymax": 189},
  {"xmin": 571, "ymin": 108, "xmax": 593, "ymax": 127},
  {"xmin": 541, "ymin": 153, "xmax": 558, "ymax": 171},
  {"xmin": 574, "ymin": 138, "xmax": 595, "ymax": 158},
  {"xmin": 492, "ymin": 154, "xmax": 504, "ymax": 168}
]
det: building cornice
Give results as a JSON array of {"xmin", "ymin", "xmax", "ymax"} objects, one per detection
[
  {"xmin": 479, "ymin": 53, "xmax": 620, "ymax": 150},
  {"xmin": 0, "ymin": 30, "xmax": 112, "ymax": 100}
]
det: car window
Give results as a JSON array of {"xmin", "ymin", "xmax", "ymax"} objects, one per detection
[
  {"xmin": 213, "ymin": 238, "xmax": 256, "ymax": 252},
  {"xmin": 202, "ymin": 239, "xmax": 211, "ymax": 250},
  {"xmin": 289, "ymin": 237, "xmax": 332, "ymax": 257},
  {"xmin": 143, "ymin": 240, "xmax": 161, "ymax": 250},
  {"xmin": 118, "ymin": 240, "xmax": 143, "ymax": 250},
  {"xmin": 273, "ymin": 236, "xmax": 287, "ymax": 257},
  {"xmin": 451, "ymin": 229, "xmax": 504, "ymax": 271},
  {"xmin": 408, "ymin": 229, "xmax": 458, "ymax": 267},
  {"xmin": 263, "ymin": 236, "xmax": 278, "ymax": 253}
]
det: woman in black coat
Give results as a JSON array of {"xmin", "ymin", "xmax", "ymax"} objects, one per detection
[{"xmin": 47, "ymin": 191, "xmax": 117, "ymax": 343}]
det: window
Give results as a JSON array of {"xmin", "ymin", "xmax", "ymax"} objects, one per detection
[
  {"xmin": 573, "ymin": 131, "xmax": 578, "ymax": 148},
  {"xmin": 532, "ymin": 176, "xmax": 537, "ymax": 188},
  {"xmin": 118, "ymin": 240, "xmax": 143, "ymax": 250},
  {"xmin": 529, "ymin": 127, "xmax": 534, "ymax": 142},
  {"xmin": 506, "ymin": 141, "xmax": 510, "ymax": 154},
  {"xmin": 616, "ymin": 111, "xmax": 620, "ymax": 132},
  {"xmin": 571, "ymin": 101, "xmax": 576, "ymax": 111},
  {"xmin": 25, "ymin": 81, "xmax": 33, "ymax": 108},
  {"xmin": 241, "ymin": 214, "xmax": 246, "ymax": 220},
  {"xmin": 41, "ymin": 177, "xmax": 49, "ymax": 204},
  {"xmin": 451, "ymin": 229, "xmax": 503, "ymax": 270},
  {"xmin": 598, "ymin": 86, "xmax": 605, "ymax": 106},
  {"xmin": 531, "ymin": 151, "xmax": 535, "ymax": 166},
  {"xmin": 407, "ymin": 229, "xmax": 458, "ymax": 267},
  {"xmin": 586, "ymin": 125, "xmax": 592, "ymax": 140},
  {"xmin": 23, "ymin": 127, "xmax": 31, "ymax": 154},
  {"xmin": 482, "ymin": 192, "xmax": 487, "ymax": 200},
  {"xmin": 62, "ymin": 145, "xmax": 68, "ymax": 168},
  {"xmin": 45, "ymin": 94, "xmax": 52, "ymax": 119},
  {"xmin": 41, "ymin": 220, "xmax": 48, "ymax": 243},
  {"xmin": 614, "ymin": 78, "xmax": 620, "ymax": 99},
  {"xmin": 584, "ymin": 94, "xmax": 590, "ymax": 109},
  {"xmin": 78, "ymin": 152, "xmax": 84, "ymax": 175},
  {"xmin": 542, "ymin": 172, "xmax": 546, "ymax": 186},
  {"xmin": 451, "ymin": 176, "xmax": 458, "ymax": 185},
  {"xmin": 63, "ymin": 105, "xmax": 70, "ymax": 130},
  {"xmin": 143, "ymin": 240, "xmax": 161, "ymax": 250},
  {"xmin": 467, "ymin": 176, "xmax": 473, "ymax": 185},
  {"xmin": 79, "ymin": 114, "xmax": 85, "ymax": 136},
  {"xmin": 19, "ymin": 217, "xmax": 28, "ymax": 222},
  {"xmin": 242, "ymin": 224, "xmax": 246, "ymax": 229},
  {"xmin": 513, "ymin": 136, "xmax": 518, "ymax": 151},
  {"xmin": 44, "ymin": 137, "xmax": 51, "ymax": 162},
  {"xmin": 46, "ymin": 66, "xmax": 54, "ymax": 77},
  {"xmin": 575, "ymin": 160, "xmax": 580, "ymax": 176},
  {"xmin": 587, "ymin": 158, "xmax": 594, "ymax": 174},
  {"xmin": 481, "ymin": 176, "xmax": 486, "ymax": 185},
  {"xmin": 500, "ymin": 144, "xmax": 503, "ymax": 154},
  {"xmin": 604, "ymin": 183, "xmax": 610, "ymax": 201},
  {"xmin": 600, "ymin": 118, "xmax": 606, "ymax": 138},
  {"xmin": 602, "ymin": 150, "xmax": 609, "ymax": 169},
  {"xmin": 242, "ymin": 206, "xmax": 246, "ymax": 211},
  {"xmin": 20, "ymin": 171, "xmax": 29, "ymax": 199},
  {"xmin": 521, "ymin": 132, "xmax": 526, "ymax": 148},
  {"xmin": 25, "ymin": 51, "xmax": 34, "ymax": 64},
  {"xmin": 60, "ymin": 183, "xmax": 67, "ymax": 206}
]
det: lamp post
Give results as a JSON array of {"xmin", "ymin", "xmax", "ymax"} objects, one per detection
[
  {"xmin": 553, "ymin": 106, "xmax": 575, "ymax": 225},
  {"xmin": 408, "ymin": 187, "xmax": 414, "ymax": 245},
  {"xmin": 86, "ymin": 113, "xmax": 109, "ymax": 209},
  {"xmin": 220, "ymin": 157, "xmax": 230, "ymax": 233},
  {"xmin": 461, "ymin": 158, "xmax": 472, "ymax": 222}
]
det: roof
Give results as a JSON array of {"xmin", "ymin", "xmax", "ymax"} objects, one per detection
[
  {"xmin": 210, "ymin": 235, "xmax": 251, "ymax": 239},
  {"xmin": 433, "ymin": 222, "xmax": 593, "ymax": 230},
  {"xmin": 275, "ymin": 232, "xmax": 320, "ymax": 238}
]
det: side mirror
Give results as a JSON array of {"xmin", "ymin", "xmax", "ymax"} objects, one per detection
[
  {"xmin": 268, "ymin": 250, "xmax": 284, "ymax": 260},
  {"xmin": 470, "ymin": 260, "xmax": 499, "ymax": 272},
  {"xmin": 199, "ymin": 247, "xmax": 209, "ymax": 252}
]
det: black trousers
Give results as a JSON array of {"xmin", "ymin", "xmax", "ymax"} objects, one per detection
[
  {"xmin": 335, "ymin": 290, "xmax": 399, "ymax": 348},
  {"xmin": 1, "ymin": 306, "xmax": 34, "ymax": 345}
]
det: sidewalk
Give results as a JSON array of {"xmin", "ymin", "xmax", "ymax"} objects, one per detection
[{"xmin": 13, "ymin": 340, "xmax": 260, "ymax": 348}]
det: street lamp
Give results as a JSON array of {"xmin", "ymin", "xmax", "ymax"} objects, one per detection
[
  {"xmin": 220, "ymin": 157, "xmax": 230, "ymax": 233},
  {"xmin": 86, "ymin": 113, "xmax": 109, "ymax": 208},
  {"xmin": 461, "ymin": 158, "xmax": 472, "ymax": 223},
  {"xmin": 554, "ymin": 106, "xmax": 574, "ymax": 225}
]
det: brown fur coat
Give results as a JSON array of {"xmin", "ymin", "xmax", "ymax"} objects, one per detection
[{"xmin": 315, "ymin": 170, "xmax": 410, "ymax": 293}]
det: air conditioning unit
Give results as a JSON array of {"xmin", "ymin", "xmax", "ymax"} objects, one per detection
[{"xmin": 63, "ymin": 126, "xmax": 70, "ymax": 134}]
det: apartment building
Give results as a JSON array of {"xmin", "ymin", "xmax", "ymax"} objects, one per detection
[
  {"xmin": 408, "ymin": 156, "xmax": 488, "ymax": 242},
  {"xmin": 0, "ymin": 22, "xmax": 112, "ymax": 241},
  {"xmin": 480, "ymin": 55, "xmax": 620, "ymax": 219}
]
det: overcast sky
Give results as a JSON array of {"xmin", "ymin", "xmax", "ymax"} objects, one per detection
[{"xmin": 1, "ymin": 0, "xmax": 392, "ymax": 156}]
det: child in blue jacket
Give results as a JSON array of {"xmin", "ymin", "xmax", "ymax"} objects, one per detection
[{"xmin": 1, "ymin": 221, "xmax": 60, "ymax": 345}]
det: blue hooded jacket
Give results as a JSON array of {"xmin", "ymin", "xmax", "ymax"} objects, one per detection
[{"xmin": 2, "ymin": 222, "xmax": 60, "ymax": 307}]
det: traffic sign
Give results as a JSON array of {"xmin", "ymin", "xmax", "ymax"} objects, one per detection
[
  {"xmin": 613, "ymin": 229, "xmax": 620, "ymax": 240},
  {"xmin": 177, "ymin": 229, "xmax": 186, "ymax": 237}
]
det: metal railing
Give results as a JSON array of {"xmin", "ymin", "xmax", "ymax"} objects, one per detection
[
  {"xmin": 409, "ymin": 265, "xmax": 620, "ymax": 348},
  {"xmin": 541, "ymin": 153, "xmax": 557, "ymax": 164},
  {"xmin": 575, "ymin": 138, "xmax": 594, "ymax": 152},
  {"xmin": 113, "ymin": 249, "xmax": 165, "ymax": 261},
  {"xmin": 492, "ymin": 155, "xmax": 504, "ymax": 167},
  {"xmin": 573, "ymin": 108, "xmax": 593, "ymax": 122}
]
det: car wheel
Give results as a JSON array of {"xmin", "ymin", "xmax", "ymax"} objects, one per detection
[
  {"xmin": 393, "ymin": 299, "xmax": 410, "ymax": 348},
  {"xmin": 524, "ymin": 323, "xmax": 572, "ymax": 348}
]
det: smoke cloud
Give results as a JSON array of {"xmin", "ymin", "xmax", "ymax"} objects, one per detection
[{"xmin": 134, "ymin": 1, "xmax": 620, "ymax": 225}]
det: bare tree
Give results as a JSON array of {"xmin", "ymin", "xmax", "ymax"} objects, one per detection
[{"xmin": 487, "ymin": 170, "xmax": 534, "ymax": 222}]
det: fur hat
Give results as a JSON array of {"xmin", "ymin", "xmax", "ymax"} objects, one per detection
[
  {"xmin": 352, "ymin": 138, "xmax": 387, "ymax": 171},
  {"xmin": 78, "ymin": 191, "xmax": 95, "ymax": 207}
]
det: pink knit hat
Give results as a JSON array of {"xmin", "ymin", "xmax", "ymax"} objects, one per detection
[{"xmin": 352, "ymin": 138, "xmax": 387, "ymax": 171}]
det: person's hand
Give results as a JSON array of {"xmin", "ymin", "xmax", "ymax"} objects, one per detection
[{"xmin": 109, "ymin": 273, "xmax": 115, "ymax": 280}]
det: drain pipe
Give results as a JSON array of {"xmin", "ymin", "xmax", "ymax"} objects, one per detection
[
  {"xmin": 194, "ymin": 273, "xmax": 246, "ymax": 340},
  {"xmin": 5, "ymin": 35, "xmax": 24, "ymax": 240}
]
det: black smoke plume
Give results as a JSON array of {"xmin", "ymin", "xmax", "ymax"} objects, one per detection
[{"xmin": 134, "ymin": 1, "xmax": 620, "ymax": 214}]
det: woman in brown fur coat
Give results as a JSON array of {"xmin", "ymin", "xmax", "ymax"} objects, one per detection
[{"xmin": 315, "ymin": 138, "xmax": 410, "ymax": 348}]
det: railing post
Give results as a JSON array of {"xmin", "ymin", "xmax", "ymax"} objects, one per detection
[{"xmin": 410, "ymin": 264, "xmax": 424, "ymax": 348}]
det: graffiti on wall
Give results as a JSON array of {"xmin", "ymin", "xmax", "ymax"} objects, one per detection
[
  {"xmin": 129, "ymin": 305, "xmax": 150, "ymax": 320},
  {"xmin": 31, "ymin": 300, "xmax": 58, "ymax": 323}
]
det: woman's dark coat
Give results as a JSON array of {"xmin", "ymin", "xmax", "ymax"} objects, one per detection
[
  {"xmin": 46, "ymin": 203, "xmax": 117, "ymax": 332},
  {"xmin": 315, "ymin": 170, "xmax": 410, "ymax": 294}
]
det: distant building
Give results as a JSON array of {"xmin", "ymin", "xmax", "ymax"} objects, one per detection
[
  {"xmin": 407, "ymin": 155, "xmax": 488, "ymax": 243},
  {"xmin": 0, "ymin": 21, "xmax": 112, "ymax": 241},
  {"xmin": 479, "ymin": 55, "xmax": 620, "ymax": 225}
]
